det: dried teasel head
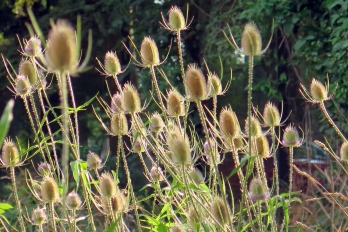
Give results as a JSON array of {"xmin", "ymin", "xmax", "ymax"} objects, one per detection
[
  {"xmin": 167, "ymin": 89, "xmax": 185, "ymax": 117},
  {"xmin": 41, "ymin": 177, "xmax": 59, "ymax": 203},
  {"xmin": 188, "ymin": 168, "xmax": 204, "ymax": 185},
  {"xmin": 241, "ymin": 22, "xmax": 262, "ymax": 56},
  {"xmin": 150, "ymin": 166, "xmax": 164, "ymax": 182},
  {"xmin": 168, "ymin": 6, "xmax": 186, "ymax": 30},
  {"xmin": 149, "ymin": 112, "xmax": 165, "ymax": 133},
  {"xmin": 208, "ymin": 73, "xmax": 222, "ymax": 97},
  {"xmin": 263, "ymin": 102, "xmax": 281, "ymax": 127},
  {"xmin": 140, "ymin": 36, "xmax": 160, "ymax": 67},
  {"xmin": 340, "ymin": 142, "xmax": 348, "ymax": 162},
  {"xmin": 219, "ymin": 108, "xmax": 240, "ymax": 138},
  {"xmin": 100, "ymin": 172, "xmax": 117, "ymax": 198},
  {"xmin": 103, "ymin": 190, "xmax": 128, "ymax": 214},
  {"xmin": 211, "ymin": 197, "xmax": 230, "ymax": 225},
  {"xmin": 168, "ymin": 137, "xmax": 191, "ymax": 165},
  {"xmin": 38, "ymin": 162, "xmax": 51, "ymax": 176},
  {"xmin": 282, "ymin": 124, "xmax": 302, "ymax": 147},
  {"xmin": 122, "ymin": 83, "xmax": 141, "ymax": 113},
  {"xmin": 104, "ymin": 51, "xmax": 122, "ymax": 76},
  {"xmin": 249, "ymin": 178, "xmax": 269, "ymax": 202},
  {"xmin": 66, "ymin": 191, "xmax": 82, "ymax": 210},
  {"xmin": 2, "ymin": 138, "xmax": 20, "ymax": 167},
  {"xmin": 310, "ymin": 78, "xmax": 329, "ymax": 102},
  {"xmin": 110, "ymin": 113, "xmax": 128, "ymax": 136},
  {"xmin": 187, "ymin": 207, "xmax": 201, "ymax": 229},
  {"xmin": 15, "ymin": 75, "xmax": 31, "ymax": 96},
  {"xmin": 31, "ymin": 207, "xmax": 47, "ymax": 225},
  {"xmin": 170, "ymin": 225, "xmax": 185, "ymax": 232},
  {"xmin": 25, "ymin": 37, "xmax": 42, "ymax": 57},
  {"xmin": 87, "ymin": 151, "xmax": 102, "ymax": 170},
  {"xmin": 111, "ymin": 93, "xmax": 123, "ymax": 113},
  {"xmin": 133, "ymin": 137, "xmax": 146, "ymax": 153},
  {"xmin": 253, "ymin": 135, "xmax": 270, "ymax": 158},
  {"xmin": 18, "ymin": 60, "xmax": 37, "ymax": 86},
  {"xmin": 185, "ymin": 64, "xmax": 207, "ymax": 101},
  {"xmin": 245, "ymin": 116, "xmax": 262, "ymax": 138}
]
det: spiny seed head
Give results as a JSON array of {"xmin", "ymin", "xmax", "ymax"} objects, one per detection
[
  {"xmin": 87, "ymin": 151, "xmax": 102, "ymax": 170},
  {"xmin": 219, "ymin": 108, "xmax": 240, "ymax": 138},
  {"xmin": 185, "ymin": 64, "xmax": 207, "ymax": 101},
  {"xmin": 150, "ymin": 166, "xmax": 164, "ymax": 182},
  {"xmin": 133, "ymin": 138, "xmax": 146, "ymax": 153},
  {"xmin": 263, "ymin": 102, "xmax": 281, "ymax": 127},
  {"xmin": 104, "ymin": 51, "xmax": 121, "ymax": 76},
  {"xmin": 187, "ymin": 207, "xmax": 201, "ymax": 229},
  {"xmin": 208, "ymin": 73, "xmax": 222, "ymax": 96},
  {"xmin": 66, "ymin": 191, "xmax": 82, "ymax": 210},
  {"xmin": 41, "ymin": 177, "xmax": 59, "ymax": 203},
  {"xmin": 31, "ymin": 208, "xmax": 47, "ymax": 225},
  {"xmin": 122, "ymin": 83, "xmax": 141, "ymax": 113},
  {"xmin": 149, "ymin": 112, "xmax": 165, "ymax": 133},
  {"xmin": 253, "ymin": 135, "xmax": 270, "ymax": 158},
  {"xmin": 38, "ymin": 162, "xmax": 51, "ymax": 176},
  {"xmin": 45, "ymin": 20, "xmax": 78, "ymax": 72},
  {"xmin": 249, "ymin": 178, "xmax": 269, "ymax": 202},
  {"xmin": 111, "ymin": 113, "xmax": 128, "ymax": 136},
  {"xmin": 310, "ymin": 78, "xmax": 328, "ymax": 102},
  {"xmin": 2, "ymin": 138, "xmax": 20, "ymax": 167},
  {"xmin": 166, "ymin": 121, "xmax": 188, "ymax": 145},
  {"xmin": 206, "ymin": 152, "xmax": 221, "ymax": 166},
  {"xmin": 245, "ymin": 116, "xmax": 262, "ymax": 137},
  {"xmin": 204, "ymin": 139, "xmax": 216, "ymax": 156},
  {"xmin": 211, "ymin": 197, "xmax": 230, "ymax": 225},
  {"xmin": 15, "ymin": 75, "xmax": 31, "ymax": 96},
  {"xmin": 169, "ymin": 138, "xmax": 191, "ymax": 165},
  {"xmin": 167, "ymin": 89, "xmax": 185, "ymax": 117},
  {"xmin": 103, "ymin": 191, "xmax": 128, "ymax": 214},
  {"xmin": 189, "ymin": 168, "xmax": 204, "ymax": 185},
  {"xmin": 111, "ymin": 93, "xmax": 123, "ymax": 113},
  {"xmin": 241, "ymin": 22, "xmax": 262, "ymax": 56},
  {"xmin": 168, "ymin": 6, "xmax": 186, "ymax": 30},
  {"xmin": 140, "ymin": 36, "xmax": 160, "ymax": 67},
  {"xmin": 25, "ymin": 37, "xmax": 42, "ymax": 57},
  {"xmin": 19, "ymin": 60, "xmax": 37, "ymax": 86},
  {"xmin": 282, "ymin": 125, "xmax": 301, "ymax": 147},
  {"xmin": 170, "ymin": 225, "xmax": 185, "ymax": 232},
  {"xmin": 100, "ymin": 173, "xmax": 117, "ymax": 198},
  {"xmin": 340, "ymin": 142, "xmax": 348, "ymax": 162}
]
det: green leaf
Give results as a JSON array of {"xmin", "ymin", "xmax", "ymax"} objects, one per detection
[
  {"xmin": 227, "ymin": 155, "xmax": 249, "ymax": 179},
  {"xmin": 105, "ymin": 221, "xmax": 117, "ymax": 232},
  {"xmin": 70, "ymin": 160, "xmax": 80, "ymax": 187},
  {"xmin": 0, "ymin": 203, "xmax": 13, "ymax": 210},
  {"xmin": 294, "ymin": 38, "xmax": 306, "ymax": 51},
  {"xmin": 157, "ymin": 223, "xmax": 168, "ymax": 232},
  {"xmin": 0, "ymin": 99, "xmax": 14, "ymax": 146}
]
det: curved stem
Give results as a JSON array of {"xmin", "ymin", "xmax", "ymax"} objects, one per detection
[
  {"xmin": 49, "ymin": 202, "xmax": 57, "ymax": 232},
  {"xmin": 11, "ymin": 167, "xmax": 25, "ymax": 232},
  {"xmin": 67, "ymin": 74, "xmax": 80, "ymax": 158},
  {"xmin": 150, "ymin": 66, "xmax": 166, "ymax": 115}
]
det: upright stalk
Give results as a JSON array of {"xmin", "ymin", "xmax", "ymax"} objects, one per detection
[
  {"xmin": 10, "ymin": 167, "xmax": 25, "ymax": 232},
  {"xmin": 49, "ymin": 202, "xmax": 57, "ymax": 232},
  {"xmin": 288, "ymin": 146, "xmax": 294, "ymax": 205},
  {"xmin": 150, "ymin": 66, "xmax": 166, "ymax": 114}
]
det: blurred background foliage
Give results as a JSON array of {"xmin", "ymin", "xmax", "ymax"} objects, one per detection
[{"xmin": 0, "ymin": 0, "xmax": 347, "ymax": 228}]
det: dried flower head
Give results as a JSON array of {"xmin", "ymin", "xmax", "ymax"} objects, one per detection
[
  {"xmin": 253, "ymin": 135, "xmax": 270, "ymax": 158},
  {"xmin": 169, "ymin": 137, "xmax": 191, "ymax": 165},
  {"xmin": 15, "ymin": 75, "xmax": 31, "ymax": 96},
  {"xmin": 140, "ymin": 37, "xmax": 160, "ymax": 67},
  {"xmin": 100, "ymin": 173, "xmax": 117, "ymax": 198},
  {"xmin": 149, "ymin": 112, "xmax": 165, "ymax": 133},
  {"xmin": 45, "ymin": 20, "xmax": 78, "ymax": 73},
  {"xmin": 31, "ymin": 207, "xmax": 47, "ymax": 225},
  {"xmin": 25, "ymin": 37, "xmax": 42, "ymax": 57},
  {"xmin": 66, "ymin": 191, "xmax": 82, "ymax": 210},
  {"xmin": 219, "ymin": 108, "xmax": 240, "ymax": 138},
  {"xmin": 263, "ymin": 102, "xmax": 281, "ymax": 127},
  {"xmin": 189, "ymin": 168, "xmax": 204, "ymax": 185},
  {"xmin": 110, "ymin": 113, "xmax": 128, "ymax": 136},
  {"xmin": 111, "ymin": 93, "xmax": 123, "ymax": 113},
  {"xmin": 211, "ymin": 197, "xmax": 230, "ymax": 225},
  {"xmin": 241, "ymin": 22, "xmax": 262, "ymax": 56},
  {"xmin": 208, "ymin": 73, "xmax": 222, "ymax": 96},
  {"xmin": 310, "ymin": 78, "xmax": 329, "ymax": 102},
  {"xmin": 87, "ymin": 151, "xmax": 102, "ymax": 170},
  {"xmin": 168, "ymin": 6, "xmax": 186, "ymax": 30},
  {"xmin": 340, "ymin": 142, "xmax": 348, "ymax": 162},
  {"xmin": 2, "ymin": 138, "xmax": 20, "ymax": 167},
  {"xmin": 19, "ymin": 60, "xmax": 37, "ymax": 86},
  {"xmin": 150, "ymin": 166, "xmax": 164, "ymax": 182},
  {"xmin": 185, "ymin": 64, "xmax": 207, "ymax": 101},
  {"xmin": 167, "ymin": 89, "xmax": 185, "ymax": 117},
  {"xmin": 122, "ymin": 83, "xmax": 141, "ymax": 113},
  {"xmin": 187, "ymin": 207, "xmax": 201, "ymax": 229},
  {"xmin": 249, "ymin": 178, "xmax": 269, "ymax": 202},
  {"xmin": 103, "ymin": 191, "xmax": 128, "ymax": 214},
  {"xmin": 104, "ymin": 51, "xmax": 121, "ymax": 76},
  {"xmin": 245, "ymin": 116, "xmax": 262, "ymax": 137},
  {"xmin": 133, "ymin": 137, "xmax": 146, "ymax": 153},
  {"xmin": 282, "ymin": 124, "xmax": 302, "ymax": 147},
  {"xmin": 41, "ymin": 177, "xmax": 59, "ymax": 203},
  {"xmin": 38, "ymin": 162, "xmax": 51, "ymax": 176}
]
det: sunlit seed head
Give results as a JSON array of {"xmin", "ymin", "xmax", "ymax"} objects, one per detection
[
  {"xmin": 167, "ymin": 89, "xmax": 185, "ymax": 117},
  {"xmin": 100, "ymin": 173, "xmax": 117, "ymax": 198},
  {"xmin": 149, "ymin": 112, "xmax": 165, "ymax": 133},
  {"xmin": 282, "ymin": 125, "xmax": 301, "ymax": 147},
  {"xmin": 185, "ymin": 64, "xmax": 207, "ymax": 101},
  {"xmin": 310, "ymin": 78, "xmax": 328, "ymax": 102},
  {"xmin": 2, "ymin": 138, "xmax": 20, "ymax": 167},
  {"xmin": 38, "ymin": 162, "xmax": 51, "ymax": 176},
  {"xmin": 168, "ymin": 6, "xmax": 186, "ymax": 30},
  {"xmin": 208, "ymin": 73, "xmax": 222, "ymax": 96},
  {"xmin": 140, "ymin": 36, "xmax": 160, "ymax": 67},
  {"xmin": 241, "ymin": 22, "xmax": 262, "ymax": 56},
  {"xmin": 133, "ymin": 138, "xmax": 146, "ymax": 153},
  {"xmin": 211, "ymin": 197, "xmax": 230, "ymax": 225},
  {"xmin": 219, "ymin": 108, "xmax": 240, "ymax": 138},
  {"xmin": 204, "ymin": 139, "xmax": 216, "ymax": 156},
  {"xmin": 253, "ymin": 135, "xmax": 270, "ymax": 158},
  {"xmin": 169, "ymin": 138, "xmax": 191, "ymax": 165},
  {"xmin": 263, "ymin": 102, "xmax": 281, "ymax": 127},
  {"xmin": 104, "ymin": 51, "xmax": 121, "ymax": 76},
  {"xmin": 66, "ymin": 191, "xmax": 82, "ymax": 210},
  {"xmin": 122, "ymin": 83, "xmax": 141, "ymax": 113},
  {"xmin": 87, "ymin": 151, "xmax": 102, "ymax": 170},
  {"xmin": 249, "ymin": 178, "xmax": 269, "ymax": 202},
  {"xmin": 25, "ymin": 37, "xmax": 41, "ymax": 57},
  {"xmin": 19, "ymin": 60, "xmax": 37, "ymax": 86},
  {"xmin": 111, "ymin": 93, "xmax": 124, "ymax": 113},
  {"xmin": 340, "ymin": 142, "xmax": 348, "ymax": 162},
  {"xmin": 187, "ymin": 207, "xmax": 200, "ymax": 229},
  {"xmin": 31, "ymin": 208, "xmax": 47, "ymax": 225},
  {"xmin": 188, "ymin": 168, "xmax": 204, "ymax": 185},
  {"xmin": 15, "ymin": 75, "xmax": 31, "ymax": 96},
  {"xmin": 45, "ymin": 20, "xmax": 78, "ymax": 72},
  {"xmin": 41, "ymin": 177, "xmax": 59, "ymax": 203},
  {"xmin": 245, "ymin": 116, "xmax": 262, "ymax": 137},
  {"xmin": 103, "ymin": 191, "xmax": 128, "ymax": 214},
  {"xmin": 150, "ymin": 166, "xmax": 164, "ymax": 182},
  {"xmin": 111, "ymin": 113, "xmax": 128, "ymax": 136},
  {"xmin": 170, "ymin": 225, "xmax": 185, "ymax": 232}
]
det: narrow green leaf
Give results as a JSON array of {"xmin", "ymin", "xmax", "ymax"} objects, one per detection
[
  {"xmin": 70, "ymin": 160, "xmax": 80, "ymax": 186},
  {"xmin": 105, "ymin": 221, "xmax": 117, "ymax": 232},
  {"xmin": 0, "ymin": 99, "xmax": 14, "ymax": 146}
]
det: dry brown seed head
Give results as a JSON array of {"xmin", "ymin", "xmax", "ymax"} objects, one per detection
[
  {"xmin": 169, "ymin": 138, "xmax": 191, "ymax": 165},
  {"xmin": 211, "ymin": 197, "xmax": 230, "ymax": 225},
  {"xmin": 241, "ymin": 22, "xmax": 262, "ymax": 56},
  {"xmin": 66, "ymin": 191, "xmax": 82, "ymax": 210},
  {"xmin": 187, "ymin": 207, "xmax": 201, "ymax": 229},
  {"xmin": 2, "ymin": 138, "xmax": 20, "ymax": 167},
  {"xmin": 149, "ymin": 112, "xmax": 165, "ymax": 133},
  {"xmin": 87, "ymin": 151, "xmax": 102, "ymax": 170},
  {"xmin": 25, "ymin": 37, "xmax": 41, "ymax": 57},
  {"xmin": 185, "ymin": 64, "xmax": 207, "ymax": 101},
  {"xmin": 104, "ymin": 51, "xmax": 121, "ymax": 76},
  {"xmin": 263, "ymin": 102, "xmax": 280, "ymax": 127},
  {"xmin": 122, "ymin": 83, "xmax": 141, "ymax": 113},
  {"xmin": 245, "ymin": 116, "xmax": 262, "ymax": 137},
  {"xmin": 208, "ymin": 73, "xmax": 222, "ymax": 96},
  {"xmin": 167, "ymin": 89, "xmax": 185, "ymax": 117},
  {"xmin": 41, "ymin": 177, "xmax": 59, "ymax": 203},
  {"xmin": 100, "ymin": 172, "xmax": 117, "ymax": 198},
  {"xmin": 253, "ymin": 135, "xmax": 270, "ymax": 158},
  {"xmin": 111, "ymin": 113, "xmax": 128, "ymax": 136},
  {"xmin": 219, "ymin": 108, "xmax": 240, "ymax": 138},
  {"xmin": 103, "ymin": 191, "xmax": 128, "ymax": 214},
  {"xmin": 168, "ymin": 6, "xmax": 186, "ymax": 30},
  {"xmin": 19, "ymin": 60, "xmax": 37, "ymax": 86},
  {"xmin": 310, "ymin": 78, "xmax": 328, "ymax": 102},
  {"xmin": 140, "ymin": 37, "xmax": 160, "ymax": 67}
]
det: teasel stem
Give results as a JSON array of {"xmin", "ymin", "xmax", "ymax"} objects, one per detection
[
  {"xmin": 106, "ymin": 198, "xmax": 116, "ymax": 223},
  {"xmin": 289, "ymin": 146, "xmax": 294, "ymax": 207},
  {"xmin": 271, "ymin": 128, "xmax": 279, "ymax": 197},
  {"xmin": 231, "ymin": 141, "xmax": 245, "ymax": 183},
  {"xmin": 81, "ymin": 172, "xmax": 96, "ymax": 231},
  {"xmin": 213, "ymin": 96, "xmax": 218, "ymax": 128},
  {"xmin": 72, "ymin": 209, "xmax": 77, "ymax": 232},
  {"xmin": 67, "ymin": 74, "xmax": 80, "ymax": 158},
  {"xmin": 119, "ymin": 135, "xmax": 142, "ymax": 231},
  {"xmin": 49, "ymin": 202, "xmax": 57, "ymax": 232},
  {"xmin": 10, "ymin": 167, "xmax": 25, "ymax": 232},
  {"xmin": 94, "ymin": 168, "xmax": 101, "ymax": 181},
  {"xmin": 150, "ymin": 66, "xmax": 166, "ymax": 115},
  {"xmin": 38, "ymin": 224, "xmax": 43, "ymax": 232},
  {"xmin": 319, "ymin": 102, "xmax": 347, "ymax": 142},
  {"xmin": 113, "ymin": 75, "xmax": 123, "ymax": 93}
]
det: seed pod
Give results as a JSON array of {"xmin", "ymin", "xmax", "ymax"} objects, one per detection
[
  {"xmin": 31, "ymin": 208, "xmax": 47, "ymax": 225},
  {"xmin": 219, "ymin": 108, "xmax": 240, "ymax": 138},
  {"xmin": 149, "ymin": 112, "xmax": 165, "ymax": 133},
  {"xmin": 122, "ymin": 83, "xmax": 141, "ymax": 113},
  {"xmin": 45, "ymin": 20, "xmax": 78, "ymax": 72},
  {"xmin": 140, "ymin": 37, "xmax": 160, "ymax": 67},
  {"xmin": 111, "ymin": 93, "xmax": 123, "ymax": 113},
  {"xmin": 310, "ymin": 79, "xmax": 328, "ymax": 102},
  {"xmin": 249, "ymin": 178, "xmax": 269, "ymax": 202},
  {"xmin": 241, "ymin": 22, "xmax": 262, "ymax": 56},
  {"xmin": 66, "ymin": 191, "xmax": 82, "ymax": 210},
  {"xmin": 15, "ymin": 75, "xmax": 31, "ymax": 96},
  {"xmin": 41, "ymin": 177, "xmax": 59, "ymax": 203},
  {"xmin": 185, "ymin": 64, "xmax": 207, "ymax": 101},
  {"xmin": 25, "ymin": 37, "xmax": 42, "ymax": 57},
  {"xmin": 208, "ymin": 73, "xmax": 222, "ymax": 96},
  {"xmin": 167, "ymin": 89, "xmax": 185, "ymax": 117},
  {"xmin": 100, "ymin": 173, "xmax": 117, "ymax": 198},
  {"xmin": 188, "ymin": 168, "xmax": 204, "ymax": 185},
  {"xmin": 150, "ymin": 166, "xmax": 164, "ymax": 182},
  {"xmin": 253, "ymin": 135, "xmax": 270, "ymax": 158},
  {"xmin": 111, "ymin": 113, "xmax": 128, "ymax": 136},
  {"xmin": 169, "ymin": 138, "xmax": 191, "ymax": 165},
  {"xmin": 168, "ymin": 6, "xmax": 186, "ymax": 30},
  {"xmin": 2, "ymin": 138, "xmax": 20, "ymax": 167},
  {"xmin": 38, "ymin": 162, "xmax": 51, "ymax": 176},
  {"xmin": 87, "ymin": 151, "xmax": 102, "ymax": 170},
  {"xmin": 340, "ymin": 142, "xmax": 348, "ymax": 162},
  {"xmin": 245, "ymin": 116, "xmax": 262, "ymax": 138},
  {"xmin": 19, "ymin": 60, "xmax": 37, "ymax": 86},
  {"xmin": 104, "ymin": 51, "xmax": 121, "ymax": 76},
  {"xmin": 282, "ymin": 125, "xmax": 301, "ymax": 147},
  {"xmin": 263, "ymin": 102, "xmax": 280, "ymax": 127},
  {"xmin": 211, "ymin": 197, "xmax": 230, "ymax": 225}
]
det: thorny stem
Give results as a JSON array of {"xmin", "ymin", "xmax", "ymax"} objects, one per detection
[
  {"xmin": 49, "ymin": 202, "xmax": 57, "ymax": 232},
  {"xmin": 72, "ymin": 209, "xmax": 77, "ymax": 232},
  {"xmin": 11, "ymin": 167, "xmax": 26, "ymax": 232},
  {"xmin": 150, "ymin": 66, "xmax": 166, "ymax": 115},
  {"xmin": 81, "ymin": 171, "xmax": 96, "ymax": 231},
  {"xmin": 67, "ymin": 74, "xmax": 80, "ymax": 158},
  {"xmin": 289, "ymin": 146, "xmax": 294, "ymax": 207}
]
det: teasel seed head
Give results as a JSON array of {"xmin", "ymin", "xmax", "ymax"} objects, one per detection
[
  {"xmin": 15, "ymin": 75, "xmax": 31, "ymax": 96},
  {"xmin": 31, "ymin": 207, "xmax": 47, "ymax": 225},
  {"xmin": 100, "ymin": 172, "xmax": 117, "ymax": 198},
  {"xmin": 204, "ymin": 139, "xmax": 216, "ymax": 156},
  {"xmin": 340, "ymin": 142, "xmax": 348, "ymax": 162},
  {"xmin": 122, "ymin": 83, "xmax": 141, "ymax": 113},
  {"xmin": 310, "ymin": 78, "xmax": 328, "ymax": 102},
  {"xmin": 170, "ymin": 225, "xmax": 185, "ymax": 232},
  {"xmin": 187, "ymin": 207, "xmax": 201, "ymax": 229},
  {"xmin": 104, "ymin": 51, "xmax": 121, "ymax": 76},
  {"xmin": 150, "ymin": 166, "xmax": 164, "ymax": 182},
  {"xmin": 219, "ymin": 108, "xmax": 240, "ymax": 138},
  {"xmin": 188, "ymin": 168, "xmax": 204, "ymax": 185},
  {"xmin": 66, "ymin": 191, "xmax": 82, "ymax": 210},
  {"xmin": 25, "ymin": 37, "xmax": 41, "ymax": 57},
  {"xmin": 168, "ymin": 6, "xmax": 186, "ymax": 30},
  {"xmin": 111, "ymin": 113, "xmax": 128, "ymax": 136},
  {"xmin": 282, "ymin": 125, "xmax": 301, "ymax": 147},
  {"xmin": 111, "ymin": 93, "xmax": 123, "ymax": 113},
  {"xmin": 253, "ymin": 135, "xmax": 270, "ymax": 158},
  {"xmin": 149, "ymin": 112, "xmax": 165, "ymax": 133},
  {"xmin": 263, "ymin": 102, "xmax": 281, "ymax": 127},
  {"xmin": 245, "ymin": 116, "xmax": 262, "ymax": 137},
  {"xmin": 45, "ymin": 20, "xmax": 78, "ymax": 72},
  {"xmin": 103, "ymin": 191, "xmax": 128, "ymax": 214},
  {"xmin": 87, "ymin": 151, "xmax": 102, "ymax": 170},
  {"xmin": 41, "ymin": 177, "xmax": 59, "ymax": 203},
  {"xmin": 167, "ymin": 89, "xmax": 185, "ymax": 117},
  {"xmin": 169, "ymin": 137, "xmax": 191, "ymax": 165},
  {"xmin": 19, "ymin": 60, "xmax": 37, "ymax": 86},
  {"xmin": 241, "ymin": 22, "xmax": 262, "ymax": 56},
  {"xmin": 211, "ymin": 197, "xmax": 230, "ymax": 225},
  {"xmin": 185, "ymin": 64, "xmax": 207, "ymax": 101},
  {"xmin": 208, "ymin": 73, "xmax": 222, "ymax": 96},
  {"xmin": 2, "ymin": 138, "xmax": 20, "ymax": 167},
  {"xmin": 133, "ymin": 137, "xmax": 146, "ymax": 153},
  {"xmin": 140, "ymin": 36, "xmax": 160, "ymax": 67},
  {"xmin": 38, "ymin": 162, "xmax": 51, "ymax": 176},
  {"xmin": 249, "ymin": 178, "xmax": 269, "ymax": 202}
]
